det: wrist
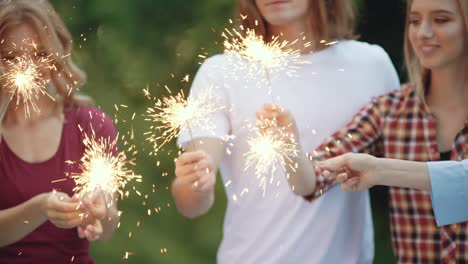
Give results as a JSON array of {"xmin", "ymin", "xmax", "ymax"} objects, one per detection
[
  {"xmin": 35, "ymin": 193, "xmax": 50, "ymax": 221},
  {"xmin": 367, "ymin": 156, "xmax": 383, "ymax": 186}
]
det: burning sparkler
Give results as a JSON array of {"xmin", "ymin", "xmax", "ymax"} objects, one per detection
[
  {"xmin": 0, "ymin": 54, "xmax": 53, "ymax": 119},
  {"xmin": 144, "ymin": 81, "xmax": 224, "ymax": 155},
  {"xmin": 70, "ymin": 127, "xmax": 141, "ymax": 202},
  {"xmin": 222, "ymin": 18, "xmax": 309, "ymax": 97},
  {"xmin": 221, "ymin": 18, "xmax": 308, "ymax": 192},
  {"xmin": 244, "ymin": 119, "xmax": 300, "ymax": 193}
]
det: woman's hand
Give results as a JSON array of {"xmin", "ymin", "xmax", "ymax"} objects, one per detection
[
  {"xmin": 77, "ymin": 219, "xmax": 103, "ymax": 241},
  {"xmin": 255, "ymin": 103, "xmax": 300, "ymax": 144},
  {"xmin": 76, "ymin": 193, "xmax": 107, "ymax": 241},
  {"xmin": 174, "ymin": 150, "xmax": 216, "ymax": 193},
  {"xmin": 317, "ymin": 153, "xmax": 380, "ymax": 192},
  {"xmin": 41, "ymin": 191, "xmax": 84, "ymax": 229}
]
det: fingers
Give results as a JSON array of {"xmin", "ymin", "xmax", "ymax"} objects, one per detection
[
  {"xmin": 256, "ymin": 103, "xmax": 278, "ymax": 121},
  {"xmin": 317, "ymin": 154, "xmax": 348, "ymax": 173},
  {"xmin": 46, "ymin": 192, "xmax": 84, "ymax": 228},
  {"xmin": 48, "ymin": 211, "xmax": 84, "ymax": 228},
  {"xmin": 193, "ymin": 170, "xmax": 216, "ymax": 193},
  {"xmin": 78, "ymin": 220, "xmax": 103, "ymax": 241},
  {"xmin": 175, "ymin": 151, "xmax": 206, "ymax": 167},
  {"xmin": 82, "ymin": 197, "xmax": 106, "ymax": 220},
  {"xmin": 341, "ymin": 178, "xmax": 361, "ymax": 192},
  {"xmin": 335, "ymin": 172, "xmax": 349, "ymax": 183},
  {"xmin": 84, "ymin": 220, "xmax": 103, "ymax": 241},
  {"xmin": 175, "ymin": 158, "xmax": 212, "ymax": 178},
  {"xmin": 256, "ymin": 103, "xmax": 293, "ymax": 124},
  {"xmin": 78, "ymin": 226, "xmax": 85, "ymax": 239},
  {"xmin": 48, "ymin": 192, "xmax": 81, "ymax": 212},
  {"xmin": 175, "ymin": 151, "xmax": 214, "ymax": 182}
]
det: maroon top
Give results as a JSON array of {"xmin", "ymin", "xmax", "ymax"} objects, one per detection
[{"xmin": 0, "ymin": 107, "xmax": 116, "ymax": 264}]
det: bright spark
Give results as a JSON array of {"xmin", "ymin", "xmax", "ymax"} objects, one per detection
[
  {"xmin": 0, "ymin": 54, "xmax": 53, "ymax": 117},
  {"xmin": 144, "ymin": 86, "xmax": 223, "ymax": 154},
  {"xmin": 244, "ymin": 121, "xmax": 300, "ymax": 193},
  {"xmin": 222, "ymin": 20, "xmax": 309, "ymax": 85},
  {"xmin": 70, "ymin": 129, "xmax": 142, "ymax": 201}
]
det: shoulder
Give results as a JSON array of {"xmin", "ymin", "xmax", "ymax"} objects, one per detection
[
  {"xmin": 68, "ymin": 107, "xmax": 111, "ymax": 124},
  {"xmin": 66, "ymin": 107, "xmax": 115, "ymax": 135},
  {"xmin": 372, "ymin": 84, "xmax": 419, "ymax": 114},
  {"xmin": 192, "ymin": 54, "xmax": 234, "ymax": 90},
  {"xmin": 337, "ymin": 40, "xmax": 389, "ymax": 57},
  {"xmin": 198, "ymin": 54, "xmax": 229, "ymax": 73},
  {"xmin": 335, "ymin": 40, "xmax": 393, "ymax": 65}
]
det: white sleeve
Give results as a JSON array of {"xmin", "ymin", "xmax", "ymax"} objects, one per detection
[{"xmin": 177, "ymin": 56, "xmax": 231, "ymax": 147}]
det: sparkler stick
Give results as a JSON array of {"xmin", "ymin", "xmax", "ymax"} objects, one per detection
[{"xmin": 0, "ymin": 93, "xmax": 13, "ymax": 123}]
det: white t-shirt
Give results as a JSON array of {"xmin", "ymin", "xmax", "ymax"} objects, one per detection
[{"xmin": 178, "ymin": 40, "xmax": 400, "ymax": 264}]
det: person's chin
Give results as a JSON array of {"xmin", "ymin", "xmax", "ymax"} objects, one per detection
[
  {"xmin": 264, "ymin": 15, "xmax": 296, "ymax": 27},
  {"xmin": 420, "ymin": 58, "xmax": 446, "ymax": 70}
]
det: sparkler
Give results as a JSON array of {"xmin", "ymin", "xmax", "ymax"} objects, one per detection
[
  {"xmin": 244, "ymin": 119, "xmax": 300, "ymax": 193},
  {"xmin": 222, "ymin": 18, "xmax": 308, "ymax": 192},
  {"xmin": 144, "ymin": 81, "xmax": 224, "ymax": 155},
  {"xmin": 70, "ymin": 127, "xmax": 142, "ymax": 202},
  {"xmin": 222, "ymin": 18, "xmax": 309, "ymax": 98},
  {"xmin": 0, "ymin": 54, "xmax": 52, "ymax": 119}
]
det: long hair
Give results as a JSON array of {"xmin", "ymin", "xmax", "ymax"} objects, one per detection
[
  {"xmin": 236, "ymin": 0, "xmax": 356, "ymax": 50},
  {"xmin": 404, "ymin": 0, "xmax": 468, "ymax": 105},
  {"xmin": 0, "ymin": 0, "xmax": 91, "ymax": 111}
]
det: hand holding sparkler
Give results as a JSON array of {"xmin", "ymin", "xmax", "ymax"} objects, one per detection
[
  {"xmin": 240, "ymin": 103, "xmax": 301, "ymax": 194},
  {"xmin": 77, "ymin": 194, "xmax": 106, "ymax": 241},
  {"xmin": 252, "ymin": 103, "xmax": 318, "ymax": 196},
  {"xmin": 174, "ymin": 150, "xmax": 216, "ymax": 193},
  {"xmin": 41, "ymin": 191, "xmax": 84, "ymax": 229},
  {"xmin": 255, "ymin": 103, "xmax": 300, "ymax": 145}
]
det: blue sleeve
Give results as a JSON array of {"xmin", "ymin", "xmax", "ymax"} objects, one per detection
[{"xmin": 429, "ymin": 160, "xmax": 468, "ymax": 226}]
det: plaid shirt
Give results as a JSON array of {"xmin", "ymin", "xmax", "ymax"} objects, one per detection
[{"xmin": 308, "ymin": 84, "xmax": 468, "ymax": 263}]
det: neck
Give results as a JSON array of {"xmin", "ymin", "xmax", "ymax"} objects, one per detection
[
  {"xmin": 268, "ymin": 18, "xmax": 314, "ymax": 54},
  {"xmin": 427, "ymin": 60, "xmax": 468, "ymax": 114},
  {"xmin": 3, "ymin": 96, "xmax": 60, "ymax": 127}
]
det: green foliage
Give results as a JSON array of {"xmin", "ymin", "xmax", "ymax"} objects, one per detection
[{"xmin": 48, "ymin": 0, "xmax": 404, "ymax": 263}]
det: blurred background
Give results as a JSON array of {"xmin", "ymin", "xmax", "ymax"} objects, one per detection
[{"xmin": 49, "ymin": 0, "xmax": 406, "ymax": 263}]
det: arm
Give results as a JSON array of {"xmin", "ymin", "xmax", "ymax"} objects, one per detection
[
  {"xmin": 255, "ymin": 104, "xmax": 316, "ymax": 195},
  {"xmin": 320, "ymin": 154, "xmax": 468, "ymax": 226},
  {"xmin": 0, "ymin": 192, "xmax": 84, "ymax": 247},
  {"xmin": 257, "ymin": 98, "xmax": 384, "ymax": 198},
  {"xmin": 171, "ymin": 57, "xmax": 230, "ymax": 218},
  {"xmin": 318, "ymin": 153, "xmax": 431, "ymax": 192},
  {"xmin": 172, "ymin": 138, "xmax": 225, "ymax": 219},
  {"xmin": 0, "ymin": 194, "xmax": 48, "ymax": 247}
]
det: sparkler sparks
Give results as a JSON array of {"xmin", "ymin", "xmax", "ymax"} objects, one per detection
[
  {"xmin": 0, "ymin": 54, "xmax": 53, "ymax": 118},
  {"xmin": 222, "ymin": 18, "xmax": 310, "ymax": 92},
  {"xmin": 70, "ymin": 127, "xmax": 141, "ymax": 201},
  {"xmin": 144, "ymin": 83, "xmax": 224, "ymax": 155},
  {"xmin": 244, "ymin": 121, "xmax": 300, "ymax": 193}
]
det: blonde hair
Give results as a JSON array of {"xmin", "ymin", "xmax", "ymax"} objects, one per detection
[
  {"xmin": 404, "ymin": 0, "xmax": 468, "ymax": 105},
  {"xmin": 0, "ymin": 0, "xmax": 91, "ymax": 110},
  {"xmin": 236, "ymin": 0, "xmax": 356, "ymax": 50}
]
